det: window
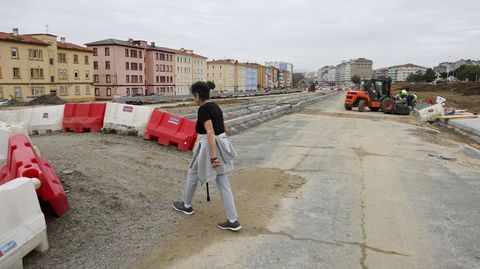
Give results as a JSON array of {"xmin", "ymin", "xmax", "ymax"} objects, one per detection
[
  {"xmin": 94, "ymin": 61, "xmax": 98, "ymax": 70},
  {"xmin": 93, "ymin": 48, "xmax": 98, "ymax": 56},
  {"xmin": 139, "ymin": 75, "xmax": 143, "ymax": 83},
  {"xmin": 156, "ymin": 76, "xmax": 159, "ymax": 83},
  {"xmin": 0, "ymin": 87, "xmax": 3, "ymax": 98},
  {"xmin": 139, "ymin": 51, "xmax": 142, "ymax": 58},
  {"xmin": 58, "ymin": 53, "xmax": 67, "ymax": 63},
  {"xmin": 106, "ymin": 75, "xmax": 111, "ymax": 83},
  {"xmin": 105, "ymin": 47, "xmax": 110, "ymax": 56},
  {"xmin": 13, "ymin": 68, "xmax": 20, "ymax": 78},
  {"xmin": 50, "ymin": 58, "xmax": 54, "ymax": 65},
  {"xmin": 28, "ymin": 49, "xmax": 43, "ymax": 60},
  {"xmin": 75, "ymin": 86, "xmax": 80, "ymax": 95},
  {"xmin": 84, "ymin": 55, "xmax": 89, "ymax": 64},
  {"xmin": 11, "ymin": 48, "xmax": 18, "ymax": 58},
  {"xmin": 105, "ymin": 61, "xmax": 110, "ymax": 69},
  {"xmin": 125, "ymin": 62, "xmax": 129, "ymax": 70},
  {"xmin": 139, "ymin": 63, "xmax": 142, "ymax": 71},
  {"xmin": 160, "ymin": 53, "xmax": 165, "ymax": 61},
  {"xmin": 126, "ymin": 88, "xmax": 130, "ymax": 96},
  {"xmin": 125, "ymin": 49, "xmax": 129, "ymax": 57},
  {"xmin": 106, "ymin": 87, "xmax": 112, "ymax": 96},
  {"xmin": 156, "ymin": 64, "xmax": 159, "ymax": 72},
  {"xmin": 32, "ymin": 87, "xmax": 44, "ymax": 96},
  {"xmin": 131, "ymin": 75, "xmax": 138, "ymax": 83},
  {"xmin": 94, "ymin": 75, "xmax": 99, "ymax": 83},
  {"xmin": 160, "ymin": 76, "xmax": 165, "ymax": 83},
  {"xmin": 95, "ymin": 87, "xmax": 100, "ymax": 96},
  {"xmin": 30, "ymin": 68, "xmax": 43, "ymax": 78},
  {"xmin": 59, "ymin": 69, "xmax": 68, "ymax": 80},
  {"xmin": 59, "ymin": 86, "xmax": 68, "ymax": 96},
  {"xmin": 131, "ymin": 50, "xmax": 137, "ymax": 58},
  {"xmin": 85, "ymin": 71, "xmax": 90, "ymax": 80},
  {"xmin": 156, "ymin": 53, "xmax": 159, "ymax": 60},
  {"xmin": 86, "ymin": 86, "xmax": 91, "ymax": 95},
  {"xmin": 131, "ymin": 63, "xmax": 138, "ymax": 70},
  {"xmin": 14, "ymin": 87, "xmax": 21, "ymax": 97},
  {"xmin": 73, "ymin": 54, "xmax": 79, "ymax": 64},
  {"xmin": 74, "ymin": 70, "xmax": 79, "ymax": 79},
  {"xmin": 126, "ymin": 75, "xmax": 130, "ymax": 83}
]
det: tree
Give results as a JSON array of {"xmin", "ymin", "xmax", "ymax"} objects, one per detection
[
  {"xmin": 292, "ymin": 73, "xmax": 305, "ymax": 88},
  {"xmin": 424, "ymin": 68, "xmax": 436, "ymax": 83},
  {"xmin": 406, "ymin": 71, "xmax": 425, "ymax": 83},
  {"xmin": 206, "ymin": 81, "xmax": 216, "ymax": 90},
  {"xmin": 455, "ymin": 65, "xmax": 480, "ymax": 82},
  {"xmin": 351, "ymin": 75, "xmax": 361, "ymax": 85}
]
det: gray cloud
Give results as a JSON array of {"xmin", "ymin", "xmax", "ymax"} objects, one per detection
[{"xmin": 1, "ymin": 0, "xmax": 479, "ymax": 71}]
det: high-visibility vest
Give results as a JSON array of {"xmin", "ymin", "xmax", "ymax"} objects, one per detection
[{"xmin": 401, "ymin": 89, "xmax": 408, "ymax": 96}]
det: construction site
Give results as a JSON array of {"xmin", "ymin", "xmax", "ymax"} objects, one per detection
[{"xmin": 0, "ymin": 83, "xmax": 478, "ymax": 269}]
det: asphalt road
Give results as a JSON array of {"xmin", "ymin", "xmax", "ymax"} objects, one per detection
[{"xmin": 163, "ymin": 92, "xmax": 480, "ymax": 268}]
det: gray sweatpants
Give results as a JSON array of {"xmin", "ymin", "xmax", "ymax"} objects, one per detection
[{"xmin": 183, "ymin": 169, "xmax": 238, "ymax": 221}]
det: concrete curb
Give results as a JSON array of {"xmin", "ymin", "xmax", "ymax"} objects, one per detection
[
  {"xmin": 444, "ymin": 118, "xmax": 480, "ymax": 144},
  {"xmin": 227, "ymin": 92, "xmax": 340, "ymax": 135}
]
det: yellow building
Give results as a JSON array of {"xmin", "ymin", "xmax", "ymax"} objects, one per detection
[
  {"xmin": 207, "ymin": 60, "xmax": 236, "ymax": 92},
  {"xmin": 252, "ymin": 63, "xmax": 267, "ymax": 91},
  {"xmin": 172, "ymin": 48, "xmax": 207, "ymax": 95},
  {"xmin": 0, "ymin": 28, "xmax": 94, "ymax": 102}
]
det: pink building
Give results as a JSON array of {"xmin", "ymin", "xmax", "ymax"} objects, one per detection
[
  {"xmin": 145, "ymin": 44, "xmax": 175, "ymax": 95},
  {"xmin": 86, "ymin": 38, "xmax": 147, "ymax": 100}
]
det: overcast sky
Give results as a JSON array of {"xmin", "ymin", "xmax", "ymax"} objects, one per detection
[{"xmin": 1, "ymin": 0, "xmax": 479, "ymax": 71}]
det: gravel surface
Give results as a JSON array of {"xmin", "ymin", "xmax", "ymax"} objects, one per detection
[{"xmin": 24, "ymin": 133, "xmax": 191, "ymax": 269}]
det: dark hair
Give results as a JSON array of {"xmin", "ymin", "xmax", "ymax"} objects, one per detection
[{"xmin": 190, "ymin": 81, "xmax": 210, "ymax": 101}]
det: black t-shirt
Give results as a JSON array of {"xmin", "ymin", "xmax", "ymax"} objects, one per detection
[{"xmin": 195, "ymin": 102, "xmax": 225, "ymax": 135}]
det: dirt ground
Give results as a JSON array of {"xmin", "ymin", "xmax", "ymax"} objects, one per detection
[{"xmin": 24, "ymin": 133, "xmax": 304, "ymax": 269}]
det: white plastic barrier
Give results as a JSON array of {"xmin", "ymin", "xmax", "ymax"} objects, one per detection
[
  {"xmin": 28, "ymin": 105, "xmax": 64, "ymax": 134},
  {"xmin": 0, "ymin": 177, "xmax": 48, "ymax": 269},
  {"xmin": 0, "ymin": 109, "xmax": 32, "ymax": 128},
  {"xmin": 418, "ymin": 104, "xmax": 445, "ymax": 122},
  {"xmin": 0, "ymin": 122, "xmax": 30, "ymax": 166},
  {"xmin": 436, "ymin": 96, "xmax": 446, "ymax": 104},
  {"xmin": 103, "ymin": 103, "xmax": 154, "ymax": 136}
]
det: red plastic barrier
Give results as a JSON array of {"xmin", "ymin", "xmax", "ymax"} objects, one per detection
[
  {"xmin": 63, "ymin": 103, "xmax": 106, "ymax": 133},
  {"xmin": 144, "ymin": 110, "xmax": 197, "ymax": 151},
  {"xmin": 0, "ymin": 135, "xmax": 69, "ymax": 217}
]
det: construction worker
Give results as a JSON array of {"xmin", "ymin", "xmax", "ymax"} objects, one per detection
[{"xmin": 400, "ymin": 87, "xmax": 409, "ymax": 98}]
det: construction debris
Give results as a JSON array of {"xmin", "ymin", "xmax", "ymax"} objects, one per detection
[{"xmin": 28, "ymin": 95, "xmax": 66, "ymax": 106}]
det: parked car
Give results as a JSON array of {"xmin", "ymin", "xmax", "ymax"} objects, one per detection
[{"xmin": 0, "ymin": 98, "xmax": 20, "ymax": 106}]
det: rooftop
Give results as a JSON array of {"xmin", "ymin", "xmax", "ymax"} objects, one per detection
[
  {"xmin": 85, "ymin": 38, "xmax": 145, "ymax": 49},
  {"xmin": 0, "ymin": 32, "xmax": 49, "ymax": 46},
  {"xmin": 57, "ymin": 41, "xmax": 93, "ymax": 52}
]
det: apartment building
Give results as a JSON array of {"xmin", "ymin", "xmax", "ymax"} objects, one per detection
[
  {"xmin": 388, "ymin": 64, "xmax": 427, "ymax": 82},
  {"xmin": 266, "ymin": 66, "xmax": 279, "ymax": 89},
  {"xmin": 0, "ymin": 28, "xmax": 94, "ymax": 101},
  {"xmin": 350, "ymin": 58, "xmax": 373, "ymax": 80},
  {"xmin": 256, "ymin": 64, "xmax": 268, "ymax": 90},
  {"xmin": 245, "ymin": 64, "xmax": 258, "ymax": 91},
  {"xmin": 85, "ymin": 38, "xmax": 146, "ymax": 100},
  {"xmin": 206, "ymin": 60, "xmax": 236, "ymax": 92},
  {"xmin": 265, "ymin": 61, "xmax": 293, "ymax": 87},
  {"xmin": 235, "ymin": 62, "xmax": 247, "ymax": 92},
  {"xmin": 145, "ymin": 43, "xmax": 175, "ymax": 95},
  {"xmin": 373, "ymin": 67, "xmax": 389, "ymax": 79},
  {"xmin": 172, "ymin": 48, "xmax": 207, "ymax": 95}
]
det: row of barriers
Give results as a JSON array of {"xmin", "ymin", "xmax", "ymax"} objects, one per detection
[{"xmin": 0, "ymin": 102, "xmax": 197, "ymax": 151}]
